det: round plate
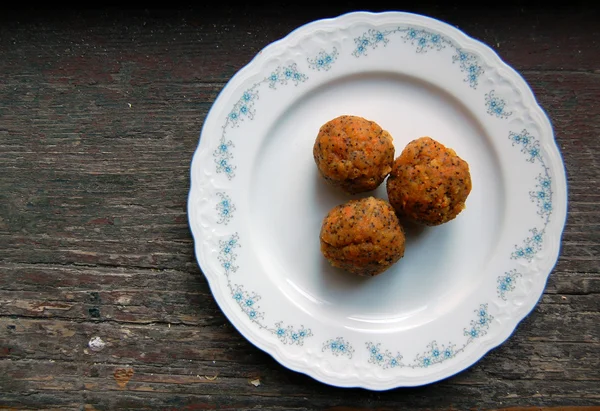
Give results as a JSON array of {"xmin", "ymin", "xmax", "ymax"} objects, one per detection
[{"xmin": 187, "ymin": 11, "xmax": 567, "ymax": 390}]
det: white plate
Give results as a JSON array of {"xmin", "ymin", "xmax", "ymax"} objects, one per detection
[{"xmin": 188, "ymin": 11, "xmax": 567, "ymax": 390}]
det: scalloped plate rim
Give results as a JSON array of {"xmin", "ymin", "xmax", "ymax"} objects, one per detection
[{"xmin": 187, "ymin": 10, "xmax": 568, "ymax": 390}]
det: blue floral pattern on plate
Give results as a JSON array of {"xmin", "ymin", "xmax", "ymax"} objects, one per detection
[
  {"xmin": 366, "ymin": 304, "xmax": 493, "ymax": 369},
  {"xmin": 366, "ymin": 342, "xmax": 404, "ymax": 369},
  {"xmin": 485, "ymin": 90, "xmax": 512, "ymax": 118},
  {"xmin": 452, "ymin": 50, "xmax": 485, "ymax": 89},
  {"xmin": 497, "ymin": 131, "xmax": 552, "ymax": 297},
  {"xmin": 214, "ymin": 64, "xmax": 309, "ymax": 179},
  {"xmin": 352, "ymin": 27, "xmax": 484, "ymax": 89},
  {"xmin": 413, "ymin": 341, "xmax": 457, "ymax": 368},
  {"xmin": 509, "ymin": 130, "xmax": 553, "ymax": 262},
  {"xmin": 217, "ymin": 218, "xmax": 313, "ymax": 345},
  {"xmin": 497, "ymin": 269, "xmax": 522, "ymax": 300},
  {"xmin": 323, "ymin": 337, "xmax": 355, "ymax": 358},
  {"xmin": 274, "ymin": 322, "xmax": 313, "ymax": 345},
  {"xmin": 231, "ymin": 284, "xmax": 265, "ymax": 322},
  {"xmin": 216, "ymin": 192, "xmax": 235, "ymax": 225},
  {"xmin": 308, "ymin": 48, "xmax": 339, "ymax": 71},
  {"xmin": 218, "ymin": 233, "xmax": 240, "ymax": 274}
]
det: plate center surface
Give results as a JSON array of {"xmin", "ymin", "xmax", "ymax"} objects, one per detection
[{"xmin": 249, "ymin": 72, "xmax": 505, "ymax": 332}]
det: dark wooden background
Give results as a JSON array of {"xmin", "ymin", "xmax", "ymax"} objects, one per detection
[{"xmin": 1, "ymin": 4, "xmax": 599, "ymax": 410}]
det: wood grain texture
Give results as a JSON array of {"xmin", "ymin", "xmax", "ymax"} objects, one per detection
[{"xmin": 1, "ymin": 4, "xmax": 599, "ymax": 410}]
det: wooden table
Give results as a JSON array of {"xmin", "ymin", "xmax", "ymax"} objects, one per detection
[{"xmin": 1, "ymin": 5, "xmax": 599, "ymax": 410}]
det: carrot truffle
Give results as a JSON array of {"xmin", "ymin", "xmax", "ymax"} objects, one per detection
[
  {"xmin": 386, "ymin": 137, "xmax": 472, "ymax": 226},
  {"xmin": 320, "ymin": 197, "xmax": 406, "ymax": 276},
  {"xmin": 313, "ymin": 115, "xmax": 395, "ymax": 194}
]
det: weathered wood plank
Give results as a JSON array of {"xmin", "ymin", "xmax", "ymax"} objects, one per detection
[
  {"xmin": 1, "ymin": 356, "xmax": 600, "ymax": 410},
  {"xmin": 0, "ymin": 6, "xmax": 599, "ymax": 81}
]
